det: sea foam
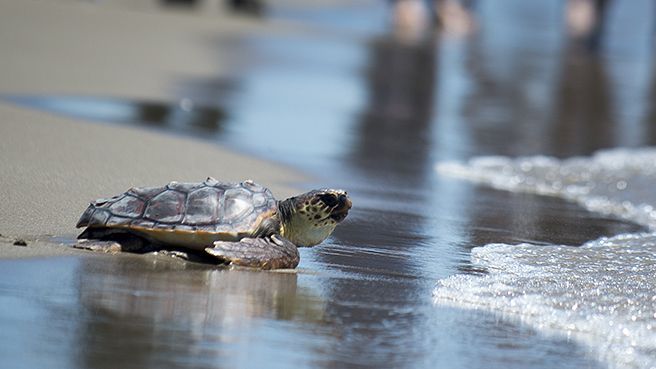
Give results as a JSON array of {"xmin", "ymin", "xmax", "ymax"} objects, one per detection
[
  {"xmin": 434, "ymin": 234, "xmax": 656, "ymax": 369},
  {"xmin": 434, "ymin": 147, "xmax": 656, "ymax": 369}
]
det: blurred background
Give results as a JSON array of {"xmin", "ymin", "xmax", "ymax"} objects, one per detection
[
  {"xmin": 2, "ymin": 1, "xmax": 656, "ymax": 368},
  {"xmin": 9, "ymin": 0, "xmax": 656, "ymax": 166}
]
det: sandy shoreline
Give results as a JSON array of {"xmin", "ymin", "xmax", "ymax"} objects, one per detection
[{"xmin": 0, "ymin": 0, "xmax": 307, "ymax": 258}]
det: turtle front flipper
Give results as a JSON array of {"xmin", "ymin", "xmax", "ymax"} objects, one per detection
[{"xmin": 205, "ymin": 235, "xmax": 300, "ymax": 270}]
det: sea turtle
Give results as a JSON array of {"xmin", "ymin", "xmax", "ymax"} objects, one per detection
[{"xmin": 75, "ymin": 177, "xmax": 351, "ymax": 269}]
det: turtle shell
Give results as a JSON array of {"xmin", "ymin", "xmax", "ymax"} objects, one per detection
[{"xmin": 76, "ymin": 178, "xmax": 279, "ymax": 249}]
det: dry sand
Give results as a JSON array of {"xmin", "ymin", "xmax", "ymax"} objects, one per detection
[
  {"xmin": 0, "ymin": 0, "xmax": 266, "ymax": 99},
  {"xmin": 0, "ymin": 0, "xmax": 307, "ymax": 257}
]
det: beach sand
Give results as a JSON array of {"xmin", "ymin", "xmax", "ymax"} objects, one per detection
[{"xmin": 0, "ymin": 0, "xmax": 306, "ymax": 257}]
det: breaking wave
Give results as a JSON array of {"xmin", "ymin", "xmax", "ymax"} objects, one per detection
[
  {"xmin": 434, "ymin": 147, "xmax": 656, "ymax": 369},
  {"xmin": 436, "ymin": 147, "xmax": 656, "ymax": 229}
]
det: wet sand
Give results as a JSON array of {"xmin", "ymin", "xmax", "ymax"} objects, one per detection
[
  {"xmin": 0, "ymin": 0, "xmax": 305, "ymax": 254},
  {"xmin": 3, "ymin": 1, "xmax": 656, "ymax": 369}
]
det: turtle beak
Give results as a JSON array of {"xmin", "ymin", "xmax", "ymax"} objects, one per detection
[{"xmin": 330, "ymin": 194, "xmax": 352, "ymax": 222}]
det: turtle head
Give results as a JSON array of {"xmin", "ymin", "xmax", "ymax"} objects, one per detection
[{"xmin": 278, "ymin": 189, "xmax": 352, "ymax": 247}]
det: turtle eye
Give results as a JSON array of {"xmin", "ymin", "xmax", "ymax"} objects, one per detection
[{"xmin": 319, "ymin": 194, "xmax": 338, "ymax": 207}]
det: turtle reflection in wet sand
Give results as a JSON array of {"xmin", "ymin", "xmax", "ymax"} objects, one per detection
[{"xmin": 75, "ymin": 177, "xmax": 351, "ymax": 270}]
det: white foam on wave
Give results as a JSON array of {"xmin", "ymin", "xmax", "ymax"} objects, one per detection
[
  {"xmin": 434, "ymin": 233, "xmax": 656, "ymax": 369},
  {"xmin": 436, "ymin": 147, "xmax": 656, "ymax": 229},
  {"xmin": 434, "ymin": 147, "xmax": 656, "ymax": 369}
]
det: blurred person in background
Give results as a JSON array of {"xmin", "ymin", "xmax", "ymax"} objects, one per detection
[
  {"xmin": 391, "ymin": 0, "xmax": 476, "ymax": 42},
  {"xmin": 566, "ymin": 0, "xmax": 610, "ymax": 50}
]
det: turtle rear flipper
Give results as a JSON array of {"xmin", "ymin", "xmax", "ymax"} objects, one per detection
[
  {"xmin": 76, "ymin": 227, "xmax": 158, "ymax": 253},
  {"xmin": 74, "ymin": 239, "xmax": 123, "ymax": 254},
  {"xmin": 205, "ymin": 235, "xmax": 299, "ymax": 270}
]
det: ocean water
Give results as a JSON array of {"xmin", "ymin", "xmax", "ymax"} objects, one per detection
[
  {"xmin": 435, "ymin": 148, "xmax": 656, "ymax": 369},
  {"xmin": 5, "ymin": 1, "xmax": 656, "ymax": 368}
]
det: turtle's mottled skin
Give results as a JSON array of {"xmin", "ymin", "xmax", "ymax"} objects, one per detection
[{"xmin": 75, "ymin": 177, "xmax": 351, "ymax": 269}]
